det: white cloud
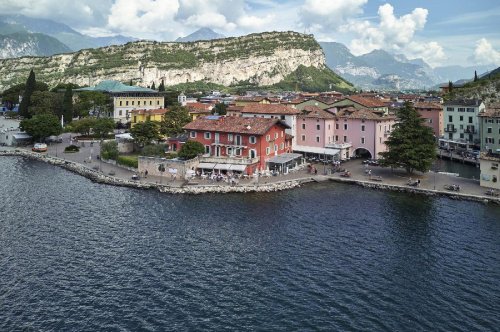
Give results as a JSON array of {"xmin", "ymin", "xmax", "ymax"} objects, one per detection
[
  {"xmin": 299, "ymin": 0, "xmax": 368, "ymax": 32},
  {"xmin": 405, "ymin": 41, "xmax": 447, "ymax": 67},
  {"xmin": 472, "ymin": 38, "xmax": 500, "ymax": 65},
  {"xmin": 237, "ymin": 14, "xmax": 276, "ymax": 29}
]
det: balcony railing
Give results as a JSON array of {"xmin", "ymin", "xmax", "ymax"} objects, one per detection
[
  {"xmin": 444, "ymin": 127, "xmax": 457, "ymax": 133},
  {"xmin": 326, "ymin": 142, "xmax": 352, "ymax": 149},
  {"xmin": 384, "ymin": 130, "xmax": 391, "ymax": 136},
  {"xmin": 201, "ymin": 156, "xmax": 260, "ymax": 165},
  {"xmin": 464, "ymin": 128, "xmax": 476, "ymax": 134}
]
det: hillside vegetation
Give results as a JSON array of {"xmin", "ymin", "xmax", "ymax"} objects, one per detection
[{"xmin": 445, "ymin": 67, "xmax": 500, "ymax": 104}]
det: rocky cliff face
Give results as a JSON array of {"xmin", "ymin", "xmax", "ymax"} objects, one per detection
[{"xmin": 0, "ymin": 31, "xmax": 326, "ymax": 91}]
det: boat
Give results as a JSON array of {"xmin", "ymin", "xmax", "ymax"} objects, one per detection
[{"xmin": 32, "ymin": 143, "xmax": 48, "ymax": 152}]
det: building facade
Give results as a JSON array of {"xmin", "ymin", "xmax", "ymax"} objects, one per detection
[
  {"xmin": 478, "ymin": 105, "xmax": 500, "ymax": 189},
  {"xmin": 184, "ymin": 116, "xmax": 292, "ymax": 174},
  {"xmin": 414, "ymin": 102, "xmax": 444, "ymax": 138},
  {"xmin": 130, "ymin": 108, "xmax": 169, "ymax": 127},
  {"xmin": 442, "ymin": 99, "xmax": 485, "ymax": 148}
]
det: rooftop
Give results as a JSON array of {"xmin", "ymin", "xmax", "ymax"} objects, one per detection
[
  {"xmin": 443, "ymin": 99, "xmax": 483, "ymax": 107},
  {"xmin": 336, "ymin": 107, "xmax": 396, "ymax": 120},
  {"xmin": 343, "ymin": 95, "xmax": 387, "ymax": 108},
  {"xmin": 184, "ymin": 116, "xmax": 290, "ymax": 135},
  {"xmin": 129, "ymin": 108, "xmax": 169, "ymax": 115},
  {"xmin": 298, "ymin": 105, "xmax": 336, "ymax": 119},
  {"xmin": 479, "ymin": 104, "xmax": 500, "ymax": 118},
  {"xmin": 413, "ymin": 102, "xmax": 442, "ymax": 110},
  {"xmin": 241, "ymin": 103, "xmax": 300, "ymax": 115}
]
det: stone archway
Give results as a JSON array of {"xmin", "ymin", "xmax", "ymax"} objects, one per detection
[{"xmin": 354, "ymin": 147, "xmax": 372, "ymax": 159}]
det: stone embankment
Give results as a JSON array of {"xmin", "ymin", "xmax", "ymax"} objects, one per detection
[{"xmin": 0, "ymin": 150, "xmax": 306, "ymax": 194}]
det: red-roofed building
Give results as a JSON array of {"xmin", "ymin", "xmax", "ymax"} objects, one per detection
[
  {"xmin": 185, "ymin": 102, "xmax": 214, "ymax": 120},
  {"xmin": 329, "ymin": 95, "xmax": 389, "ymax": 113},
  {"xmin": 184, "ymin": 116, "xmax": 292, "ymax": 174}
]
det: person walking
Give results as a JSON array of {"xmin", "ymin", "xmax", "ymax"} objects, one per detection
[{"xmin": 145, "ymin": 170, "xmax": 148, "ymax": 178}]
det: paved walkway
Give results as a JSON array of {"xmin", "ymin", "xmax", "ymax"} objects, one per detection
[{"xmin": 12, "ymin": 134, "xmax": 497, "ymax": 199}]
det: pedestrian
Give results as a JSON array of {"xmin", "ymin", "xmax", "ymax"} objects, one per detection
[
  {"xmin": 368, "ymin": 169, "xmax": 372, "ymax": 176},
  {"xmin": 145, "ymin": 170, "xmax": 148, "ymax": 178},
  {"xmin": 314, "ymin": 168, "xmax": 318, "ymax": 175}
]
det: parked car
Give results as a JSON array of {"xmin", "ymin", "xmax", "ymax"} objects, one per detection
[{"xmin": 45, "ymin": 135, "xmax": 63, "ymax": 143}]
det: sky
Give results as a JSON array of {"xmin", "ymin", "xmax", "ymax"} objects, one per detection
[{"xmin": 1, "ymin": 0, "xmax": 499, "ymax": 68}]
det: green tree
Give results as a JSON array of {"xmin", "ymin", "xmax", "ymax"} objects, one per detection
[
  {"xmin": 474, "ymin": 70, "xmax": 478, "ymax": 82},
  {"xmin": 50, "ymin": 83, "xmax": 80, "ymax": 92},
  {"xmin": 379, "ymin": 102, "xmax": 436, "ymax": 174},
  {"xmin": 74, "ymin": 91, "xmax": 111, "ymax": 117},
  {"xmin": 62, "ymin": 86, "xmax": 73, "ymax": 123},
  {"xmin": 158, "ymin": 80, "xmax": 165, "ymax": 92},
  {"xmin": 100, "ymin": 141, "xmax": 119, "ymax": 160},
  {"xmin": 92, "ymin": 118, "xmax": 115, "ymax": 139},
  {"xmin": 178, "ymin": 140, "xmax": 204, "ymax": 160},
  {"xmin": 130, "ymin": 121, "xmax": 162, "ymax": 146},
  {"xmin": 160, "ymin": 105, "xmax": 191, "ymax": 137},
  {"xmin": 20, "ymin": 113, "xmax": 62, "ymax": 142},
  {"xmin": 19, "ymin": 69, "xmax": 36, "ymax": 118},
  {"xmin": 212, "ymin": 102, "xmax": 227, "ymax": 115},
  {"xmin": 448, "ymin": 81, "xmax": 453, "ymax": 94},
  {"xmin": 71, "ymin": 118, "xmax": 97, "ymax": 136},
  {"xmin": 29, "ymin": 91, "xmax": 63, "ymax": 117},
  {"xmin": 151, "ymin": 82, "xmax": 156, "ymax": 90}
]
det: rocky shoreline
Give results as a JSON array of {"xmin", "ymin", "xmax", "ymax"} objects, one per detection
[{"xmin": 1, "ymin": 149, "xmax": 499, "ymax": 204}]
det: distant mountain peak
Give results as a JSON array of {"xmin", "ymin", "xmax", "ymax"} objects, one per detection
[{"xmin": 175, "ymin": 28, "xmax": 225, "ymax": 42}]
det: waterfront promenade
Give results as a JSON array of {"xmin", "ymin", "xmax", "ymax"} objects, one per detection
[{"xmin": 2, "ymin": 136, "xmax": 498, "ymax": 202}]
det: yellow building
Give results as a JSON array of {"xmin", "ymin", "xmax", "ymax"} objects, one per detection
[
  {"xmin": 234, "ymin": 96, "xmax": 271, "ymax": 107},
  {"xmin": 130, "ymin": 108, "xmax": 169, "ymax": 127}
]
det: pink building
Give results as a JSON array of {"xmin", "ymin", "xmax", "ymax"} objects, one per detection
[
  {"xmin": 332, "ymin": 107, "xmax": 397, "ymax": 160},
  {"xmin": 294, "ymin": 106, "xmax": 338, "ymax": 159},
  {"xmin": 413, "ymin": 102, "xmax": 443, "ymax": 138}
]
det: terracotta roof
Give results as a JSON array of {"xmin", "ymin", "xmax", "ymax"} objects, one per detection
[
  {"xmin": 345, "ymin": 95, "xmax": 387, "ymax": 108},
  {"xmin": 129, "ymin": 108, "xmax": 169, "ymax": 115},
  {"xmin": 336, "ymin": 107, "xmax": 396, "ymax": 120},
  {"xmin": 314, "ymin": 97, "xmax": 338, "ymax": 105},
  {"xmin": 235, "ymin": 96, "xmax": 269, "ymax": 102},
  {"xmin": 479, "ymin": 104, "xmax": 500, "ymax": 118},
  {"xmin": 227, "ymin": 105, "xmax": 244, "ymax": 113},
  {"xmin": 413, "ymin": 102, "xmax": 442, "ymax": 110},
  {"xmin": 186, "ymin": 102, "xmax": 213, "ymax": 114},
  {"xmin": 184, "ymin": 116, "xmax": 290, "ymax": 135},
  {"xmin": 241, "ymin": 103, "xmax": 300, "ymax": 115},
  {"xmin": 298, "ymin": 105, "xmax": 336, "ymax": 119}
]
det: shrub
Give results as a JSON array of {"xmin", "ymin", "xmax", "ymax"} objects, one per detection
[
  {"xmin": 100, "ymin": 141, "xmax": 118, "ymax": 160},
  {"xmin": 178, "ymin": 140, "xmax": 204, "ymax": 160},
  {"xmin": 117, "ymin": 155, "xmax": 138, "ymax": 168},
  {"xmin": 141, "ymin": 144, "xmax": 166, "ymax": 157},
  {"xmin": 64, "ymin": 145, "xmax": 80, "ymax": 152}
]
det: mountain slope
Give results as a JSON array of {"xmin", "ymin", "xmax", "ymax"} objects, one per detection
[
  {"xmin": 176, "ymin": 28, "xmax": 225, "ymax": 42},
  {"xmin": 0, "ymin": 32, "xmax": 71, "ymax": 58},
  {"xmin": 0, "ymin": 31, "xmax": 353, "ymax": 92},
  {"xmin": 0, "ymin": 14, "xmax": 135, "ymax": 53},
  {"xmin": 446, "ymin": 66, "xmax": 500, "ymax": 104}
]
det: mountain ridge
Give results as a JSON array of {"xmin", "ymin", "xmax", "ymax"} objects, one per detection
[{"xmin": 175, "ymin": 28, "xmax": 225, "ymax": 42}]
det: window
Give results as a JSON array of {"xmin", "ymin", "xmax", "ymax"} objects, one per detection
[
  {"xmin": 336, "ymin": 123, "xmax": 339, "ymax": 130},
  {"xmin": 157, "ymin": 100, "xmax": 160, "ymax": 105},
  {"xmin": 460, "ymin": 116, "xmax": 464, "ymax": 121},
  {"xmin": 126, "ymin": 101, "xmax": 129, "ymax": 106},
  {"xmin": 274, "ymin": 132, "xmax": 278, "ymax": 139},
  {"xmin": 458, "ymin": 107, "xmax": 465, "ymax": 112},
  {"xmin": 133, "ymin": 116, "xmax": 137, "ymax": 123},
  {"xmin": 361, "ymin": 125, "xmax": 365, "ymax": 132},
  {"xmin": 226, "ymin": 147, "xmax": 233, "ymax": 156},
  {"xmin": 150, "ymin": 101, "xmax": 152, "ymax": 105},
  {"xmin": 448, "ymin": 116, "xmax": 453, "ymax": 122},
  {"xmin": 119, "ymin": 101, "xmax": 122, "ymax": 106},
  {"xmin": 379, "ymin": 137, "xmax": 382, "ymax": 143},
  {"xmin": 132, "ymin": 101, "xmax": 134, "ymax": 106},
  {"xmin": 281, "ymin": 131, "xmax": 284, "ymax": 137},
  {"xmin": 316, "ymin": 136, "xmax": 320, "ymax": 143},
  {"xmin": 280, "ymin": 115, "xmax": 285, "ymax": 120},
  {"xmin": 335, "ymin": 135, "xmax": 338, "ymax": 141},
  {"xmin": 460, "ymin": 133, "xmax": 464, "ymax": 138},
  {"xmin": 344, "ymin": 124, "xmax": 348, "ymax": 130},
  {"xmin": 487, "ymin": 127, "xmax": 492, "ymax": 133},
  {"xmin": 466, "ymin": 107, "xmax": 475, "ymax": 112},
  {"xmin": 343, "ymin": 136, "xmax": 347, "ymax": 142},
  {"xmin": 235, "ymin": 135, "xmax": 242, "ymax": 145},
  {"xmin": 328, "ymin": 124, "xmax": 331, "ymax": 130},
  {"xmin": 190, "ymin": 131, "xmax": 196, "ymax": 138},
  {"xmin": 316, "ymin": 124, "xmax": 320, "ymax": 130},
  {"xmin": 429, "ymin": 119, "xmax": 433, "ymax": 124},
  {"xmin": 249, "ymin": 136, "xmax": 256, "ymax": 144},
  {"xmin": 228, "ymin": 134, "xmax": 233, "ymax": 142},
  {"xmin": 119, "ymin": 110, "xmax": 122, "ymax": 116},
  {"xmin": 266, "ymin": 134, "xmax": 270, "ymax": 141},
  {"xmin": 460, "ymin": 124, "xmax": 463, "ymax": 129},
  {"xmin": 486, "ymin": 137, "xmax": 494, "ymax": 144},
  {"xmin": 266, "ymin": 147, "xmax": 270, "ymax": 155},
  {"xmin": 469, "ymin": 117, "xmax": 473, "ymax": 124},
  {"xmin": 447, "ymin": 107, "xmax": 454, "ymax": 112},
  {"xmin": 204, "ymin": 132, "xmax": 211, "ymax": 139},
  {"xmin": 301, "ymin": 135, "xmax": 306, "ymax": 141},
  {"xmin": 235, "ymin": 148, "xmax": 242, "ymax": 156},
  {"xmin": 280, "ymin": 143, "xmax": 284, "ymax": 150},
  {"xmin": 205, "ymin": 145, "xmax": 211, "ymax": 154},
  {"xmin": 361, "ymin": 137, "xmax": 365, "ymax": 144},
  {"xmin": 274, "ymin": 144, "xmax": 278, "ymax": 152}
]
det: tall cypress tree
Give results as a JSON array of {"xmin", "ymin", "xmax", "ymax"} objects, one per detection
[
  {"xmin": 19, "ymin": 69, "xmax": 36, "ymax": 118},
  {"xmin": 62, "ymin": 86, "xmax": 73, "ymax": 123},
  {"xmin": 158, "ymin": 80, "xmax": 165, "ymax": 92},
  {"xmin": 474, "ymin": 70, "xmax": 478, "ymax": 82},
  {"xmin": 151, "ymin": 82, "xmax": 156, "ymax": 90}
]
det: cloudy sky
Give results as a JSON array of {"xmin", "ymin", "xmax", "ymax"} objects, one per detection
[{"xmin": 1, "ymin": 0, "xmax": 499, "ymax": 67}]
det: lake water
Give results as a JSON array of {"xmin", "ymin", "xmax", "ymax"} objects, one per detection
[{"xmin": 1, "ymin": 157, "xmax": 499, "ymax": 331}]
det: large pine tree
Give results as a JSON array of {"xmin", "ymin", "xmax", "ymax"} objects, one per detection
[
  {"xmin": 151, "ymin": 82, "xmax": 156, "ymax": 90},
  {"xmin": 18, "ymin": 69, "xmax": 36, "ymax": 118},
  {"xmin": 158, "ymin": 80, "xmax": 165, "ymax": 92},
  {"xmin": 380, "ymin": 102, "xmax": 436, "ymax": 174},
  {"xmin": 62, "ymin": 86, "xmax": 73, "ymax": 123}
]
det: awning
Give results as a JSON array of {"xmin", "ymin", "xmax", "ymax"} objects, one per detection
[
  {"xmin": 267, "ymin": 153, "xmax": 303, "ymax": 164},
  {"xmin": 214, "ymin": 164, "xmax": 247, "ymax": 172},
  {"xmin": 293, "ymin": 145, "xmax": 340, "ymax": 156},
  {"xmin": 13, "ymin": 133, "xmax": 31, "ymax": 140},
  {"xmin": 198, "ymin": 162, "xmax": 216, "ymax": 169}
]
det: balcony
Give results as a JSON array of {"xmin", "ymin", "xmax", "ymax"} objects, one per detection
[
  {"xmin": 444, "ymin": 127, "xmax": 457, "ymax": 133},
  {"xmin": 384, "ymin": 130, "xmax": 391, "ymax": 136},
  {"xmin": 326, "ymin": 142, "xmax": 352, "ymax": 149},
  {"xmin": 201, "ymin": 156, "xmax": 260, "ymax": 165},
  {"xmin": 464, "ymin": 127, "xmax": 476, "ymax": 134}
]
